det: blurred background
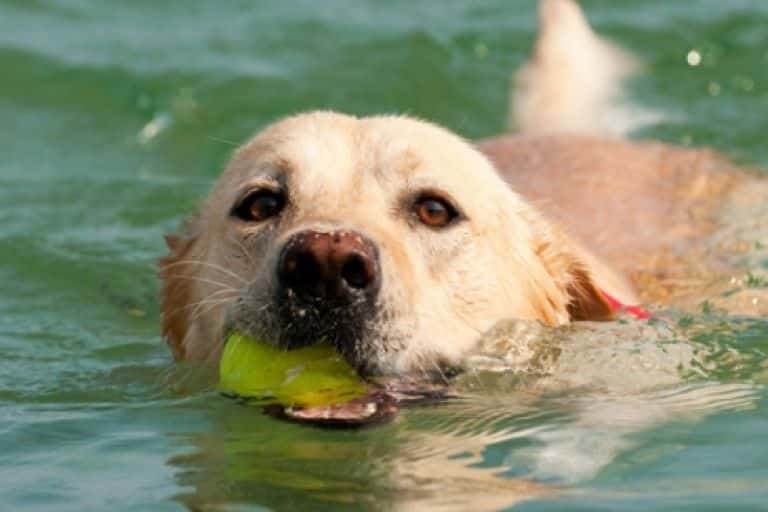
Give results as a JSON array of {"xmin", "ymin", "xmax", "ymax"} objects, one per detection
[{"xmin": 2, "ymin": 1, "xmax": 768, "ymax": 511}]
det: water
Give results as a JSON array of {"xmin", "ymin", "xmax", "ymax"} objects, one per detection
[{"xmin": 2, "ymin": 1, "xmax": 768, "ymax": 510}]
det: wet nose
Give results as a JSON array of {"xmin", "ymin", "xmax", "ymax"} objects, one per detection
[{"xmin": 278, "ymin": 230, "xmax": 380, "ymax": 302}]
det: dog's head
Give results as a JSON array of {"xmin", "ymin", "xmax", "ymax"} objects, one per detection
[{"xmin": 160, "ymin": 112, "xmax": 613, "ymax": 375}]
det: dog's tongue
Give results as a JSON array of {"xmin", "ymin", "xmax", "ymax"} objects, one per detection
[{"xmin": 264, "ymin": 379, "xmax": 452, "ymax": 428}]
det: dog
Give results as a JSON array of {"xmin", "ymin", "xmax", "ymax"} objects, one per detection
[{"xmin": 159, "ymin": 0, "xmax": 767, "ymax": 380}]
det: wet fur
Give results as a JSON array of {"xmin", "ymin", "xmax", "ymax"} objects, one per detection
[
  {"xmin": 159, "ymin": 0, "xmax": 763, "ymax": 375},
  {"xmin": 160, "ymin": 113, "xmax": 617, "ymax": 374}
]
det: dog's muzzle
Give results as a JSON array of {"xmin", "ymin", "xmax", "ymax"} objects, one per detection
[{"xmin": 273, "ymin": 229, "xmax": 381, "ymax": 351}]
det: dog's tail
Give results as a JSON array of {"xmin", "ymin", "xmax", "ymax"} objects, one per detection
[{"xmin": 510, "ymin": 0, "xmax": 659, "ymax": 137}]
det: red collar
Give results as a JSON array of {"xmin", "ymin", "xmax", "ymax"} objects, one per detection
[{"xmin": 601, "ymin": 291, "xmax": 651, "ymax": 320}]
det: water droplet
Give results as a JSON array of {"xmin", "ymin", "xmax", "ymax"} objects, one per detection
[
  {"xmin": 686, "ymin": 50, "xmax": 702, "ymax": 67},
  {"xmin": 137, "ymin": 112, "xmax": 173, "ymax": 144}
]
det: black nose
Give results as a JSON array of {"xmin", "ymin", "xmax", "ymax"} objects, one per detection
[{"xmin": 278, "ymin": 230, "xmax": 380, "ymax": 302}]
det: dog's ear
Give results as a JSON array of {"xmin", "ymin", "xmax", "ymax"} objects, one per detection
[
  {"xmin": 158, "ymin": 216, "xmax": 200, "ymax": 360},
  {"xmin": 564, "ymin": 265, "xmax": 615, "ymax": 321},
  {"xmin": 534, "ymin": 228, "xmax": 616, "ymax": 322}
]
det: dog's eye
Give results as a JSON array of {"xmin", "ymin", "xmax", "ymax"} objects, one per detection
[
  {"xmin": 413, "ymin": 195, "xmax": 459, "ymax": 228},
  {"xmin": 232, "ymin": 189, "xmax": 286, "ymax": 222}
]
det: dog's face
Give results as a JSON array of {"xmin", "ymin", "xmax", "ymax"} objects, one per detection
[{"xmin": 160, "ymin": 112, "xmax": 613, "ymax": 374}]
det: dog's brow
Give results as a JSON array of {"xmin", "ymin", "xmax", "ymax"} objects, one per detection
[
  {"xmin": 237, "ymin": 170, "xmax": 285, "ymax": 193},
  {"xmin": 395, "ymin": 148, "xmax": 423, "ymax": 176},
  {"xmin": 242, "ymin": 156, "xmax": 295, "ymax": 186},
  {"xmin": 376, "ymin": 147, "xmax": 423, "ymax": 180},
  {"xmin": 272, "ymin": 156, "xmax": 297, "ymax": 175}
]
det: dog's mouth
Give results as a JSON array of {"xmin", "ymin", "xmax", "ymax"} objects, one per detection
[
  {"xmin": 224, "ymin": 298, "xmax": 457, "ymax": 427},
  {"xmin": 219, "ymin": 335, "xmax": 455, "ymax": 428},
  {"xmin": 271, "ymin": 291, "xmax": 381, "ymax": 374},
  {"xmin": 263, "ymin": 377, "xmax": 455, "ymax": 428}
]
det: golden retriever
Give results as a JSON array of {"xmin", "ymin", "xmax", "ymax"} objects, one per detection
[{"xmin": 159, "ymin": 0, "xmax": 766, "ymax": 379}]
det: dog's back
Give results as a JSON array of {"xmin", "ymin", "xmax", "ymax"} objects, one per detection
[
  {"xmin": 485, "ymin": 0, "xmax": 762, "ymax": 309},
  {"xmin": 479, "ymin": 134, "xmax": 745, "ymax": 304}
]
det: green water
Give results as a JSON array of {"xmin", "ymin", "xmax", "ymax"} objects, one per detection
[{"xmin": 2, "ymin": 1, "xmax": 768, "ymax": 510}]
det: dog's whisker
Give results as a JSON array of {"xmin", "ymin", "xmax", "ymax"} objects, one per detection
[
  {"xmin": 228, "ymin": 233, "xmax": 256, "ymax": 267},
  {"xmin": 185, "ymin": 289, "xmax": 240, "ymax": 313},
  {"xmin": 188, "ymin": 297, "xmax": 237, "ymax": 324},
  {"xmin": 164, "ymin": 289, "xmax": 239, "ymax": 320},
  {"xmin": 162, "ymin": 259, "xmax": 247, "ymax": 284},
  {"xmin": 207, "ymin": 135, "xmax": 241, "ymax": 147},
  {"xmin": 164, "ymin": 273, "xmax": 240, "ymax": 292}
]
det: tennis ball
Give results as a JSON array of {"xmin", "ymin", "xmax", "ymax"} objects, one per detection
[{"xmin": 218, "ymin": 332, "xmax": 367, "ymax": 408}]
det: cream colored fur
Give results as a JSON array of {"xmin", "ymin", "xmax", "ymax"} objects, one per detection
[
  {"xmin": 160, "ymin": 0, "xmax": 752, "ymax": 377},
  {"xmin": 160, "ymin": 112, "xmax": 618, "ymax": 373}
]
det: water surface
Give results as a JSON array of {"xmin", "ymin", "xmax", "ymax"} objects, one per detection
[{"xmin": 2, "ymin": 1, "xmax": 768, "ymax": 510}]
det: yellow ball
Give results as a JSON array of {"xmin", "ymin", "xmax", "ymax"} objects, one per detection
[{"xmin": 218, "ymin": 332, "xmax": 367, "ymax": 408}]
